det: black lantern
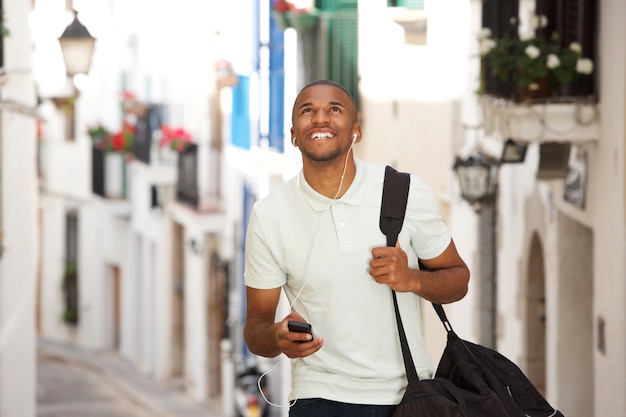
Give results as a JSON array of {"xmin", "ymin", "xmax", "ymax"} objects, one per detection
[
  {"xmin": 453, "ymin": 151, "xmax": 499, "ymax": 209},
  {"xmin": 58, "ymin": 10, "xmax": 96, "ymax": 77}
]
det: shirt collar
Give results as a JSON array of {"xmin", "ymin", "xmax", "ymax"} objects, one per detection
[{"xmin": 298, "ymin": 157, "xmax": 367, "ymax": 212}]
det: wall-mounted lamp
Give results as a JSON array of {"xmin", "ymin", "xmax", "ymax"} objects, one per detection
[
  {"xmin": 453, "ymin": 151, "xmax": 499, "ymax": 210},
  {"xmin": 501, "ymin": 138, "xmax": 528, "ymax": 164}
]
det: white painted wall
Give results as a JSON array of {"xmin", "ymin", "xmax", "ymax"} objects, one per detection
[
  {"xmin": 590, "ymin": 0, "xmax": 626, "ymax": 414},
  {"xmin": 0, "ymin": 1, "xmax": 38, "ymax": 416},
  {"xmin": 129, "ymin": 161, "xmax": 176, "ymax": 379}
]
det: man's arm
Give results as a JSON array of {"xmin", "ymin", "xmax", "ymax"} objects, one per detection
[
  {"xmin": 243, "ymin": 287, "xmax": 323, "ymax": 358},
  {"xmin": 243, "ymin": 286, "xmax": 283, "ymax": 357},
  {"xmin": 369, "ymin": 239, "xmax": 470, "ymax": 304}
]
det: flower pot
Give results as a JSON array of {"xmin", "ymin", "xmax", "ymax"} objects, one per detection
[
  {"xmin": 517, "ymin": 78, "xmax": 550, "ymax": 102},
  {"xmin": 286, "ymin": 10, "xmax": 318, "ymax": 31}
]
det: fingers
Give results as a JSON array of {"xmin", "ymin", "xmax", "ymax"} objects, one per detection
[
  {"xmin": 278, "ymin": 315, "xmax": 323, "ymax": 358},
  {"xmin": 369, "ymin": 244, "xmax": 411, "ymax": 290}
]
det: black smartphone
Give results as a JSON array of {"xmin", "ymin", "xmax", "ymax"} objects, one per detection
[{"xmin": 288, "ymin": 320, "xmax": 313, "ymax": 342}]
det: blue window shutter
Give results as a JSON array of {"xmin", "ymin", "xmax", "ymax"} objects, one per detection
[
  {"xmin": 231, "ymin": 76, "xmax": 251, "ymax": 150},
  {"xmin": 268, "ymin": 1, "xmax": 285, "ymax": 152}
]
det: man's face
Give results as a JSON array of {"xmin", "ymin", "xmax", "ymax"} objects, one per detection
[{"xmin": 291, "ymin": 84, "xmax": 359, "ymax": 164}]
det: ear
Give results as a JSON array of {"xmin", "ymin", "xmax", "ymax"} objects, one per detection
[{"xmin": 351, "ymin": 126, "xmax": 362, "ymax": 144}]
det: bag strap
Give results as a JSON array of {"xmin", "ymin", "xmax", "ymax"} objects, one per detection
[
  {"xmin": 380, "ymin": 166, "xmax": 411, "ymax": 247},
  {"xmin": 380, "ymin": 166, "xmax": 454, "ymax": 383}
]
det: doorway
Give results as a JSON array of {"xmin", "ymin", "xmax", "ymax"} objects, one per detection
[{"xmin": 171, "ymin": 222, "xmax": 186, "ymax": 387}]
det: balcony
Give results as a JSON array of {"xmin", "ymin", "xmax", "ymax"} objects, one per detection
[
  {"xmin": 133, "ymin": 104, "xmax": 164, "ymax": 165},
  {"xmin": 175, "ymin": 143, "xmax": 199, "ymax": 209},
  {"xmin": 480, "ymin": 95, "xmax": 599, "ymax": 145}
]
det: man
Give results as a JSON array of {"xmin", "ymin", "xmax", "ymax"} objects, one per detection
[{"xmin": 243, "ymin": 79, "xmax": 470, "ymax": 417}]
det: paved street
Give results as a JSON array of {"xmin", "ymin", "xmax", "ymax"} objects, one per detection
[
  {"xmin": 37, "ymin": 339, "xmax": 224, "ymax": 417},
  {"xmin": 37, "ymin": 353, "xmax": 151, "ymax": 417}
]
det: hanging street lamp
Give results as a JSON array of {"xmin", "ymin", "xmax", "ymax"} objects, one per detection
[{"xmin": 452, "ymin": 151, "xmax": 499, "ymax": 210}]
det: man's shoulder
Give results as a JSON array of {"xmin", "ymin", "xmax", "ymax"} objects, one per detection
[{"xmin": 254, "ymin": 176, "xmax": 298, "ymax": 210}]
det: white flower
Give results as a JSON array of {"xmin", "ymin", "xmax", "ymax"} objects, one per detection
[
  {"xmin": 480, "ymin": 38, "xmax": 496, "ymax": 55},
  {"xmin": 525, "ymin": 45, "xmax": 541, "ymax": 59},
  {"xmin": 519, "ymin": 31, "xmax": 535, "ymax": 42},
  {"xmin": 532, "ymin": 15, "xmax": 548, "ymax": 29},
  {"xmin": 547, "ymin": 54, "xmax": 561, "ymax": 69},
  {"xmin": 476, "ymin": 28, "xmax": 492, "ymax": 40},
  {"xmin": 576, "ymin": 58, "xmax": 594, "ymax": 74},
  {"xmin": 569, "ymin": 42, "xmax": 582, "ymax": 54}
]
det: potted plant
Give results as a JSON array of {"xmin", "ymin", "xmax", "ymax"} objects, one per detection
[
  {"xmin": 477, "ymin": 15, "xmax": 594, "ymax": 101},
  {"xmin": 88, "ymin": 121, "xmax": 136, "ymax": 153},
  {"xmin": 272, "ymin": 0, "xmax": 292, "ymax": 30},
  {"xmin": 272, "ymin": 0, "xmax": 319, "ymax": 32},
  {"xmin": 88, "ymin": 122, "xmax": 135, "ymax": 198},
  {"xmin": 159, "ymin": 125, "xmax": 194, "ymax": 153}
]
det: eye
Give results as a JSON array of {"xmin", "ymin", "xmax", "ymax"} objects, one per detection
[
  {"xmin": 329, "ymin": 106, "xmax": 341, "ymax": 113},
  {"xmin": 301, "ymin": 108, "xmax": 313, "ymax": 114}
]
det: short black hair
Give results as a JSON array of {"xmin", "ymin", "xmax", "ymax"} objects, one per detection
[{"xmin": 294, "ymin": 79, "xmax": 358, "ymax": 118}]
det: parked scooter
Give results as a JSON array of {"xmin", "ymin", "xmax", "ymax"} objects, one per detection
[{"xmin": 234, "ymin": 356, "xmax": 269, "ymax": 417}]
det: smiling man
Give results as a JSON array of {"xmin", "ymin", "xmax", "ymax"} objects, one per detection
[{"xmin": 243, "ymin": 79, "xmax": 470, "ymax": 417}]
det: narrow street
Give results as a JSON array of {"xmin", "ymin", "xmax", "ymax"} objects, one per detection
[
  {"xmin": 37, "ymin": 339, "xmax": 224, "ymax": 417},
  {"xmin": 37, "ymin": 353, "xmax": 151, "ymax": 417}
]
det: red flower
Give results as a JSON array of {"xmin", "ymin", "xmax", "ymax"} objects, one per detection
[
  {"xmin": 160, "ymin": 125, "xmax": 194, "ymax": 152},
  {"xmin": 111, "ymin": 132, "xmax": 126, "ymax": 151},
  {"xmin": 273, "ymin": 0, "xmax": 292, "ymax": 12}
]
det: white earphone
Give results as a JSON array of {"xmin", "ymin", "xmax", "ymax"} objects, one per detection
[
  {"xmin": 352, "ymin": 134, "xmax": 357, "ymax": 143},
  {"xmin": 292, "ymin": 137, "xmax": 297, "ymax": 146}
]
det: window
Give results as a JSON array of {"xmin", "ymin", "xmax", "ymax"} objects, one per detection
[
  {"xmin": 481, "ymin": 0, "xmax": 598, "ymax": 99},
  {"xmin": 535, "ymin": 0, "xmax": 597, "ymax": 97}
]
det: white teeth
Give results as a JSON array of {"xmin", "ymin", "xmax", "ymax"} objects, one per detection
[{"xmin": 311, "ymin": 133, "xmax": 333, "ymax": 139}]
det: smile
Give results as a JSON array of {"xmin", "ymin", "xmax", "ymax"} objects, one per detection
[{"xmin": 310, "ymin": 132, "xmax": 334, "ymax": 139}]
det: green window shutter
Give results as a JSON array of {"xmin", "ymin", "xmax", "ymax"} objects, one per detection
[
  {"xmin": 388, "ymin": 0, "xmax": 425, "ymax": 9},
  {"xmin": 315, "ymin": 0, "xmax": 359, "ymax": 110}
]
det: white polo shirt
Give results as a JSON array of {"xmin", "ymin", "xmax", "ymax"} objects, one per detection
[{"xmin": 244, "ymin": 158, "xmax": 451, "ymax": 405}]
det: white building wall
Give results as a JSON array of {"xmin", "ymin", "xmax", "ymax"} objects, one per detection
[
  {"xmin": 169, "ymin": 204, "xmax": 225, "ymax": 403},
  {"xmin": 81, "ymin": 200, "xmax": 131, "ymax": 350},
  {"xmin": 592, "ymin": 0, "xmax": 626, "ymax": 414},
  {"xmin": 129, "ymin": 161, "xmax": 176, "ymax": 378},
  {"xmin": 0, "ymin": 2, "xmax": 38, "ymax": 416},
  {"xmin": 39, "ymin": 196, "xmax": 73, "ymax": 341}
]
